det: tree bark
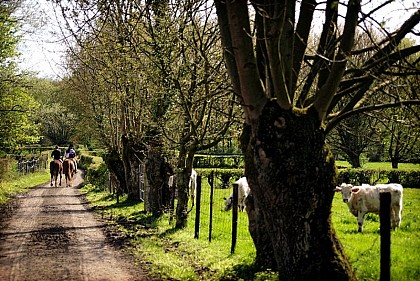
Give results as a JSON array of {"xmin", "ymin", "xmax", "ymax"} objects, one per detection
[
  {"xmin": 175, "ymin": 147, "xmax": 195, "ymax": 229},
  {"xmin": 242, "ymin": 101, "xmax": 356, "ymax": 280},
  {"xmin": 145, "ymin": 145, "xmax": 167, "ymax": 217},
  {"xmin": 347, "ymin": 152, "xmax": 361, "ymax": 168},
  {"xmin": 175, "ymin": 167, "xmax": 191, "ymax": 229},
  {"xmin": 121, "ymin": 134, "xmax": 144, "ymax": 201},
  {"xmin": 104, "ymin": 149, "xmax": 127, "ymax": 195}
]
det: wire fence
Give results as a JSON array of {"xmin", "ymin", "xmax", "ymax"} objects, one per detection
[
  {"xmin": 16, "ymin": 156, "xmax": 48, "ymax": 175},
  {"xmin": 184, "ymin": 172, "xmax": 254, "ymax": 254}
]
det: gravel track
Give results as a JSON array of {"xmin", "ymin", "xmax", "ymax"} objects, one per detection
[{"xmin": 0, "ymin": 172, "xmax": 156, "ymax": 281}]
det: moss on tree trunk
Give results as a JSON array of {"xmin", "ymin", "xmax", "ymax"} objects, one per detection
[{"xmin": 242, "ymin": 101, "xmax": 356, "ymax": 280}]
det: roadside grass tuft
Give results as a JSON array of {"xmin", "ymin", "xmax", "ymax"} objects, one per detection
[{"xmin": 0, "ymin": 169, "xmax": 50, "ymax": 205}]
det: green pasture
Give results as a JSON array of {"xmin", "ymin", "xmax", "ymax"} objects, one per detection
[
  {"xmin": 1, "ymin": 157, "xmax": 419, "ymax": 280},
  {"xmin": 81, "ymin": 175, "xmax": 420, "ymax": 281},
  {"xmin": 332, "ymin": 188, "xmax": 420, "ymax": 281}
]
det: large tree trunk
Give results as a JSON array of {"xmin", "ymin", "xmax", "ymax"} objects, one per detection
[
  {"xmin": 175, "ymin": 146, "xmax": 195, "ymax": 229},
  {"xmin": 242, "ymin": 101, "xmax": 356, "ymax": 280},
  {"xmin": 244, "ymin": 192, "xmax": 277, "ymax": 269},
  {"xmin": 121, "ymin": 134, "xmax": 144, "ymax": 201},
  {"xmin": 391, "ymin": 158, "xmax": 399, "ymax": 169},
  {"xmin": 347, "ymin": 151, "xmax": 361, "ymax": 168},
  {"xmin": 104, "ymin": 149, "xmax": 127, "ymax": 195},
  {"xmin": 145, "ymin": 145, "xmax": 167, "ymax": 217},
  {"xmin": 175, "ymin": 167, "xmax": 191, "ymax": 229}
]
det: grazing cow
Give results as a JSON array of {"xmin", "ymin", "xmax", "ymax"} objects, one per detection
[
  {"xmin": 189, "ymin": 169, "xmax": 197, "ymax": 199},
  {"xmin": 224, "ymin": 177, "xmax": 251, "ymax": 212},
  {"xmin": 168, "ymin": 169, "xmax": 197, "ymax": 198},
  {"xmin": 335, "ymin": 182, "xmax": 403, "ymax": 232}
]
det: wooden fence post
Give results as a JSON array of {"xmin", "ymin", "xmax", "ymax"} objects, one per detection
[
  {"xmin": 194, "ymin": 175, "xmax": 202, "ymax": 239},
  {"xmin": 208, "ymin": 171, "xmax": 214, "ymax": 242},
  {"xmin": 380, "ymin": 192, "xmax": 391, "ymax": 281}
]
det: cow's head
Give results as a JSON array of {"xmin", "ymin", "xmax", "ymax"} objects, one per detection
[
  {"xmin": 335, "ymin": 183, "xmax": 358, "ymax": 203},
  {"xmin": 223, "ymin": 196, "xmax": 233, "ymax": 211}
]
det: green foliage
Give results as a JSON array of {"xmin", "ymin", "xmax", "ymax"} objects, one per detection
[
  {"xmin": 196, "ymin": 168, "xmax": 245, "ymax": 188},
  {"xmin": 337, "ymin": 168, "xmax": 420, "ymax": 188},
  {"xmin": 0, "ymin": 2, "xmax": 42, "ymax": 153},
  {"xmin": 78, "ymin": 155, "xmax": 94, "ymax": 170},
  {"xmin": 84, "ymin": 162, "xmax": 109, "ymax": 190},
  {"xmin": 387, "ymin": 170, "xmax": 420, "ymax": 188},
  {"xmin": 194, "ymin": 154, "xmax": 244, "ymax": 169}
]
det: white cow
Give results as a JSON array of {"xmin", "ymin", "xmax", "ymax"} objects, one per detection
[
  {"xmin": 335, "ymin": 182, "xmax": 403, "ymax": 232},
  {"xmin": 168, "ymin": 169, "xmax": 197, "ymax": 198},
  {"xmin": 189, "ymin": 169, "xmax": 197, "ymax": 199},
  {"xmin": 224, "ymin": 177, "xmax": 251, "ymax": 212}
]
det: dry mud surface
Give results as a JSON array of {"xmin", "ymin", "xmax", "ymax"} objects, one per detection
[{"xmin": 0, "ymin": 172, "xmax": 156, "ymax": 281}]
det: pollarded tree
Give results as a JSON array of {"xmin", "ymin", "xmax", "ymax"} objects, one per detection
[
  {"xmin": 215, "ymin": 0, "xmax": 420, "ymax": 280},
  {"xmin": 141, "ymin": 0, "xmax": 240, "ymax": 226},
  {"xmin": 57, "ymin": 1, "xmax": 153, "ymax": 200}
]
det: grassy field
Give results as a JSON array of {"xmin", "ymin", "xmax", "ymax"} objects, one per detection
[
  {"xmin": 81, "ymin": 177, "xmax": 420, "ymax": 281},
  {"xmin": 332, "ymin": 188, "xmax": 420, "ymax": 281},
  {"xmin": 1, "ymin": 158, "xmax": 419, "ymax": 280}
]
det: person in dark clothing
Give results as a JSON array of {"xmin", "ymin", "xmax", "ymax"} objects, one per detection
[{"xmin": 51, "ymin": 146, "xmax": 63, "ymax": 163}]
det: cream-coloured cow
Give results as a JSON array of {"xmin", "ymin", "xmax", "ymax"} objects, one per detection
[{"xmin": 335, "ymin": 183, "xmax": 403, "ymax": 232}]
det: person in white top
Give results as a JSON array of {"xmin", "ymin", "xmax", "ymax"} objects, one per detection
[{"xmin": 64, "ymin": 144, "xmax": 78, "ymax": 173}]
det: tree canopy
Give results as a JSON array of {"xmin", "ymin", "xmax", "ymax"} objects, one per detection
[{"xmin": 0, "ymin": 0, "xmax": 41, "ymax": 154}]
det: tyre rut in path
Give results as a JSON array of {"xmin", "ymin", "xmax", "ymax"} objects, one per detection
[{"xmin": 0, "ymin": 172, "xmax": 155, "ymax": 281}]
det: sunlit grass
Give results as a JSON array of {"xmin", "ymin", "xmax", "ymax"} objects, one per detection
[
  {"xmin": 2, "ymin": 159, "xmax": 418, "ymax": 280},
  {"xmin": 81, "ymin": 177, "xmax": 420, "ymax": 281},
  {"xmin": 0, "ymin": 169, "xmax": 50, "ymax": 204},
  {"xmin": 332, "ymin": 188, "xmax": 420, "ymax": 281},
  {"xmin": 80, "ymin": 182, "xmax": 259, "ymax": 280}
]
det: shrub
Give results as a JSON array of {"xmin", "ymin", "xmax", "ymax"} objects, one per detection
[
  {"xmin": 85, "ymin": 162, "xmax": 109, "ymax": 190},
  {"xmin": 196, "ymin": 168, "xmax": 245, "ymax": 189},
  {"xmin": 387, "ymin": 170, "xmax": 420, "ymax": 188},
  {"xmin": 337, "ymin": 168, "xmax": 420, "ymax": 188},
  {"xmin": 78, "ymin": 155, "xmax": 94, "ymax": 170}
]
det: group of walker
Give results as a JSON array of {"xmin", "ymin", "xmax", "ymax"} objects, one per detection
[{"xmin": 51, "ymin": 145, "xmax": 78, "ymax": 174}]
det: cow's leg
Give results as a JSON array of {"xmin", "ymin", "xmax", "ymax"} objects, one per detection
[
  {"xmin": 357, "ymin": 211, "xmax": 365, "ymax": 232},
  {"xmin": 391, "ymin": 206, "xmax": 401, "ymax": 229},
  {"xmin": 396, "ymin": 202, "xmax": 402, "ymax": 228}
]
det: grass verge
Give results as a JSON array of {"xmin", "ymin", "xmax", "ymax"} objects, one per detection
[
  {"xmin": 80, "ymin": 183, "xmax": 274, "ymax": 281},
  {"xmin": 0, "ymin": 169, "xmax": 50, "ymax": 205}
]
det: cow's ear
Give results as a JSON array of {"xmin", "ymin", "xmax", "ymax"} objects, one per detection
[
  {"xmin": 352, "ymin": 187, "xmax": 360, "ymax": 193},
  {"xmin": 335, "ymin": 187, "xmax": 342, "ymax": 192}
]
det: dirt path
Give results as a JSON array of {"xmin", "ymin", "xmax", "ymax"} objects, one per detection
[{"xmin": 0, "ymin": 172, "xmax": 156, "ymax": 281}]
